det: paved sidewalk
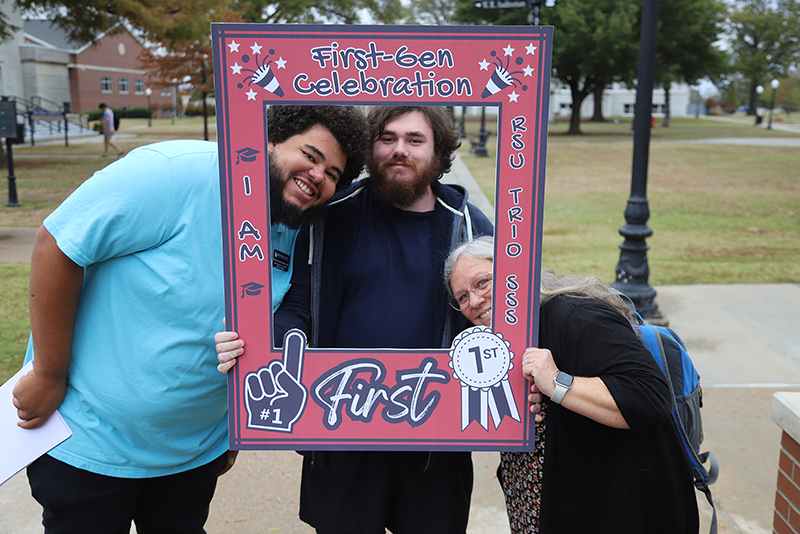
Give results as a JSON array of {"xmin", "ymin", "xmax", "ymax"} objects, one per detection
[
  {"xmin": 0, "ymin": 227, "xmax": 36, "ymax": 263},
  {"xmin": 3, "ymin": 151, "xmax": 799, "ymax": 534}
]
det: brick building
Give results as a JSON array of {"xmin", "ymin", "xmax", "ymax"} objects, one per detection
[{"xmin": 22, "ymin": 20, "xmax": 176, "ymax": 114}]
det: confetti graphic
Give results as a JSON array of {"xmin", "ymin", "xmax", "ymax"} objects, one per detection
[
  {"xmin": 480, "ymin": 48, "xmax": 529, "ymax": 99},
  {"xmin": 237, "ymin": 49, "xmax": 285, "ymax": 97}
]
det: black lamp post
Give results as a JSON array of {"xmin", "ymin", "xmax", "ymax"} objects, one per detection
[
  {"xmin": 611, "ymin": 0, "xmax": 662, "ymax": 321},
  {"xmin": 474, "ymin": 107, "xmax": 490, "ymax": 157},
  {"xmin": 5, "ymin": 134, "xmax": 19, "ymax": 207},
  {"xmin": 145, "ymin": 87, "xmax": 152, "ymax": 127},
  {"xmin": 768, "ymin": 79, "xmax": 779, "ymax": 130},
  {"xmin": 1, "ymin": 97, "xmax": 20, "ymax": 207}
]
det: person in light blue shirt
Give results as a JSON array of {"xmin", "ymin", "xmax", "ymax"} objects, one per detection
[{"xmin": 12, "ymin": 105, "xmax": 368, "ymax": 534}]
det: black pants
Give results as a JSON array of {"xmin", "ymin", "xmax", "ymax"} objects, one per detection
[
  {"xmin": 27, "ymin": 453, "xmax": 227, "ymax": 534},
  {"xmin": 299, "ymin": 451, "xmax": 473, "ymax": 534}
]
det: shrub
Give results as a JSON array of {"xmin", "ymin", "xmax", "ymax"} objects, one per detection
[{"xmin": 184, "ymin": 103, "xmax": 216, "ymax": 117}]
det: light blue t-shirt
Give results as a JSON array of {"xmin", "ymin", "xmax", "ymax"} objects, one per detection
[
  {"xmin": 23, "ymin": 140, "xmax": 229, "ymax": 477},
  {"xmin": 271, "ymin": 223, "xmax": 300, "ymax": 312},
  {"xmin": 23, "ymin": 140, "xmax": 302, "ymax": 477}
]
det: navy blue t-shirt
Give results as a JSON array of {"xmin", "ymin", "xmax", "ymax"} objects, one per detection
[{"xmin": 333, "ymin": 192, "xmax": 435, "ymax": 349}]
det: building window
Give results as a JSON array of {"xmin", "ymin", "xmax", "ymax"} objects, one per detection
[
  {"xmin": 624, "ymin": 103, "xmax": 635, "ymax": 114},
  {"xmin": 101, "ymin": 76, "xmax": 112, "ymax": 93},
  {"xmin": 652, "ymin": 103, "xmax": 665, "ymax": 114},
  {"xmin": 161, "ymin": 86, "xmax": 171, "ymax": 96},
  {"xmin": 118, "ymin": 78, "xmax": 129, "ymax": 94},
  {"xmin": 134, "ymin": 79, "xmax": 144, "ymax": 94}
]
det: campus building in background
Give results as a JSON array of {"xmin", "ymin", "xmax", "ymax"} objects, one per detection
[
  {"xmin": 549, "ymin": 82, "xmax": 696, "ymax": 121},
  {"xmin": 0, "ymin": 2, "xmax": 175, "ymax": 115},
  {"xmin": 23, "ymin": 20, "xmax": 176, "ymax": 114}
]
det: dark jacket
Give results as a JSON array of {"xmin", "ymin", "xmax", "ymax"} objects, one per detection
[
  {"xmin": 274, "ymin": 178, "xmax": 493, "ymax": 347},
  {"xmin": 275, "ymin": 178, "xmax": 492, "ymax": 471}
]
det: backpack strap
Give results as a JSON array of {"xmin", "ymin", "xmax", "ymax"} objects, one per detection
[
  {"xmin": 700, "ymin": 450, "xmax": 720, "ymax": 485},
  {"xmin": 695, "ymin": 474, "xmax": 718, "ymax": 534},
  {"xmin": 636, "ymin": 324, "xmax": 718, "ymax": 534}
]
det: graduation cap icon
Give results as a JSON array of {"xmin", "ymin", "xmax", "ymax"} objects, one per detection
[
  {"xmin": 236, "ymin": 147, "xmax": 259, "ymax": 165},
  {"xmin": 240, "ymin": 281, "xmax": 265, "ymax": 298}
]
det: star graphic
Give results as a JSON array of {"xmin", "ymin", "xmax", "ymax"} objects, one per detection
[
  {"xmin": 251, "ymin": 42, "xmax": 262, "ymax": 55},
  {"xmin": 228, "ymin": 40, "xmax": 239, "ymax": 53},
  {"xmin": 478, "ymin": 59, "xmax": 490, "ymax": 71},
  {"xmin": 508, "ymin": 91, "xmax": 519, "ymax": 102},
  {"xmin": 275, "ymin": 57, "xmax": 287, "ymax": 69},
  {"xmin": 231, "ymin": 62, "xmax": 243, "ymax": 75},
  {"xmin": 523, "ymin": 65, "xmax": 535, "ymax": 76},
  {"xmin": 503, "ymin": 45, "xmax": 515, "ymax": 56},
  {"xmin": 526, "ymin": 43, "xmax": 537, "ymax": 55},
  {"xmin": 246, "ymin": 89, "xmax": 258, "ymax": 100}
]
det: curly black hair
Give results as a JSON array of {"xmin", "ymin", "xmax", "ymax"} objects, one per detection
[
  {"xmin": 267, "ymin": 105, "xmax": 369, "ymax": 191},
  {"xmin": 367, "ymin": 105, "xmax": 461, "ymax": 179}
]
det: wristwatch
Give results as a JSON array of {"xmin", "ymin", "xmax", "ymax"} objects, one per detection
[{"xmin": 551, "ymin": 371, "xmax": 574, "ymax": 404}]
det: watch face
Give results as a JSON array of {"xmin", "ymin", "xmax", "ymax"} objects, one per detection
[{"xmin": 556, "ymin": 371, "xmax": 574, "ymax": 388}]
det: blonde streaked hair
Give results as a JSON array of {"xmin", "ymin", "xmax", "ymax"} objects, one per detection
[{"xmin": 539, "ymin": 269, "xmax": 632, "ymax": 320}]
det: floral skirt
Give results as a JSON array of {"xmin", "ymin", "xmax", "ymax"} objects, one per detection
[{"xmin": 498, "ymin": 404, "xmax": 545, "ymax": 534}]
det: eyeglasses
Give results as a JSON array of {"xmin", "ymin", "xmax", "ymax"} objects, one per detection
[{"xmin": 450, "ymin": 274, "xmax": 492, "ymax": 311}]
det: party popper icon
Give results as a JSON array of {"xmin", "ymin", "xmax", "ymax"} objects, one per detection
[{"xmin": 481, "ymin": 53, "xmax": 526, "ymax": 99}]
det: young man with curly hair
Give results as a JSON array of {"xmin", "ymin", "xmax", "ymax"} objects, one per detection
[{"xmin": 13, "ymin": 105, "xmax": 369, "ymax": 534}]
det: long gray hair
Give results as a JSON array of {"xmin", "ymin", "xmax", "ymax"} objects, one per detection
[
  {"xmin": 539, "ymin": 269, "xmax": 632, "ymax": 320},
  {"xmin": 444, "ymin": 236, "xmax": 632, "ymax": 320}
]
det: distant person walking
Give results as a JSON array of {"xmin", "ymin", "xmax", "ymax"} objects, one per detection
[{"xmin": 99, "ymin": 103, "xmax": 123, "ymax": 157}]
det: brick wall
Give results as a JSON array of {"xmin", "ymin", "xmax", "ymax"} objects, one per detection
[
  {"xmin": 772, "ymin": 393, "xmax": 800, "ymax": 534},
  {"xmin": 775, "ymin": 432, "xmax": 800, "ymax": 533}
]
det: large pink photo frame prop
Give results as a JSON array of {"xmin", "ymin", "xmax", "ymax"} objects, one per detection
[{"xmin": 212, "ymin": 23, "xmax": 552, "ymax": 451}]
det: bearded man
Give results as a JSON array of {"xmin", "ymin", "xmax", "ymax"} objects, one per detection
[{"xmin": 272, "ymin": 105, "xmax": 494, "ymax": 534}]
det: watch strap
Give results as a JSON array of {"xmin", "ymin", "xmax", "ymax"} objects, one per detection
[{"xmin": 551, "ymin": 371, "xmax": 573, "ymax": 404}]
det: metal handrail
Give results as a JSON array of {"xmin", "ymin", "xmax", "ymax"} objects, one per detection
[{"xmin": 2, "ymin": 94, "xmax": 94, "ymax": 146}]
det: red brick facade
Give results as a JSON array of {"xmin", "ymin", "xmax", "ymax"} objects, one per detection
[
  {"xmin": 775, "ymin": 432, "xmax": 800, "ymax": 534},
  {"xmin": 68, "ymin": 28, "xmax": 175, "ymax": 114}
]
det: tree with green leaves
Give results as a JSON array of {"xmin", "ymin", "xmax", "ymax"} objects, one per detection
[
  {"xmin": 0, "ymin": 0, "xmax": 410, "ymax": 44},
  {"xmin": 536, "ymin": 0, "xmax": 640, "ymax": 134},
  {"xmin": 455, "ymin": 0, "xmax": 640, "ymax": 135},
  {"xmin": 654, "ymin": 0, "xmax": 728, "ymax": 126},
  {"xmin": 2, "ymin": 0, "xmax": 229, "ymax": 44},
  {"xmin": 136, "ymin": 0, "xmax": 409, "ymax": 140},
  {"xmin": 408, "ymin": 0, "xmax": 457, "ymax": 25},
  {"xmin": 231, "ymin": 0, "xmax": 408, "ymax": 24},
  {"xmin": 775, "ymin": 72, "xmax": 800, "ymax": 114},
  {"xmin": 727, "ymin": 0, "xmax": 800, "ymax": 116},
  {"xmin": 0, "ymin": 3, "xmax": 17, "ymax": 42}
]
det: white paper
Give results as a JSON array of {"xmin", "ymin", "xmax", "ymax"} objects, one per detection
[{"xmin": 0, "ymin": 362, "xmax": 72, "ymax": 487}]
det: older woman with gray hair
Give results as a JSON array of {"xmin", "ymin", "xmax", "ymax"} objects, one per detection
[{"xmin": 444, "ymin": 236, "xmax": 699, "ymax": 534}]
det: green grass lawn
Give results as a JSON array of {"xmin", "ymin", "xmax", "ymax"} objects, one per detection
[
  {"xmin": 460, "ymin": 116, "xmax": 800, "ymax": 285},
  {"xmin": 0, "ymin": 264, "xmax": 30, "ymax": 381},
  {"xmin": 2, "ymin": 114, "xmax": 798, "ymax": 382}
]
